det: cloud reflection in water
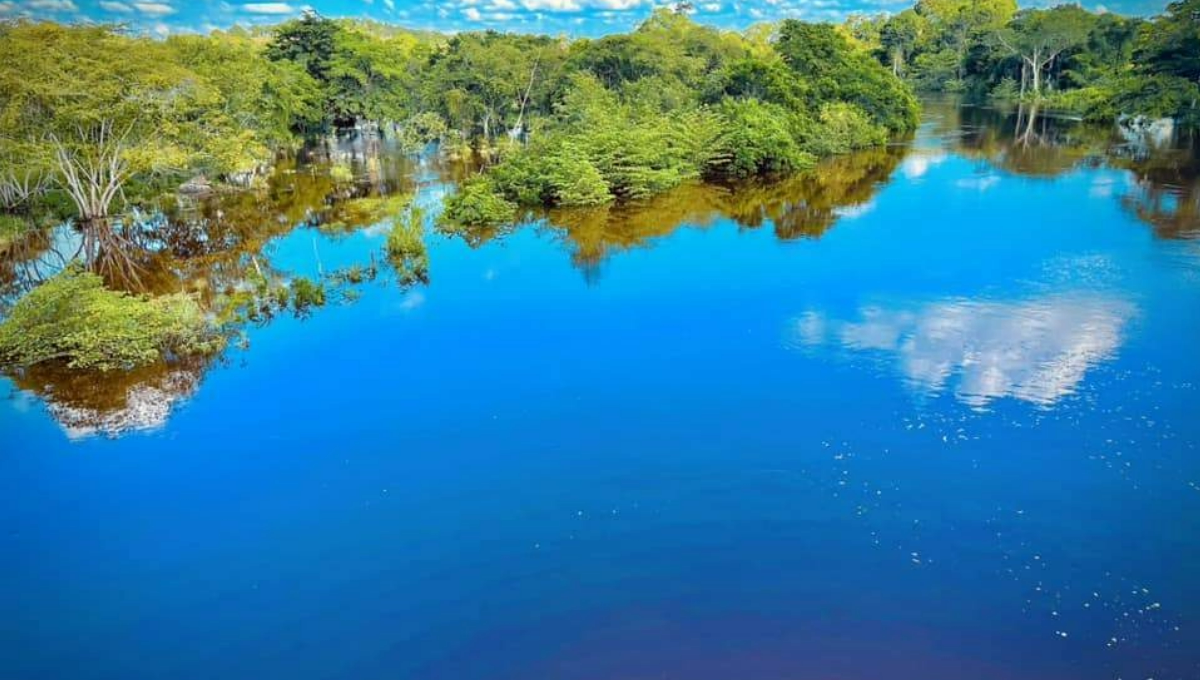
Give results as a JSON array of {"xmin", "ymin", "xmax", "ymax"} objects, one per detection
[{"xmin": 789, "ymin": 294, "xmax": 1136, "ymax": 408}]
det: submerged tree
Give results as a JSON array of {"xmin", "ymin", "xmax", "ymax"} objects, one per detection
[{"xmin": 0, "ymin": 22, "xmax": 288, "ymax": 283}]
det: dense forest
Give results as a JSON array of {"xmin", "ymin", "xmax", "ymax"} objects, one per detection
[
  {"xmin": 0, "ymin": 1, "xmax": 1195, "ymax": 376},
  {"xmin": 846, "ymin": 0, "xmax": 1199, "ymax": 124}
]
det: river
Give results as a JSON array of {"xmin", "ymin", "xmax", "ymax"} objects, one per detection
[{"xmin": 2, "ymin": 99, "xmax": 1199, "ymax": 679}]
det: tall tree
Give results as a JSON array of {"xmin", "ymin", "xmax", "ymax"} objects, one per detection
[{"xmin": 995, "ymin": 6, "xmax": 1093, "ymax": 95}]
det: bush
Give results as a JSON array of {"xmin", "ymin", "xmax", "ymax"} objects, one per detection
[
  {"xmin": 804, "ymin": 102, "xmax": 888, "ymax": 156},
  {"xmin": 489, "ymin": 145, "xmax": 612, "ymax": 207},
  {"xmin": 1107, "ymin": 75, "xmax": 1200, "ymax": 126},
  {"xmin": 709, "ymin": 98, "xmax": 814, "ymax": 178},
  {"xmin": 0, "ymin": 265, "xmax": 222, "ymax": 371},
  {"xmin": 442, "ymin": 177, "xmax": 517, "ymax": 227},
  {"xmin": 991, "ymin": 77, "xmax": 1021, "ymax": 101}
]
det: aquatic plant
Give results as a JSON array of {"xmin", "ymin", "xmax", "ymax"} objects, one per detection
[
  {"xmin": 386, "ymin": 206, "xmax": 429, "ymax": 286},
  {"xmin": 290, "ymin": 276, "xmax": 327, "ymax": 314}
]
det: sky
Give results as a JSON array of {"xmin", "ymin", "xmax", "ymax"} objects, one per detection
[{"xmin": 0, "ymin": 0, "xmax": 1173, "ymax": 38}]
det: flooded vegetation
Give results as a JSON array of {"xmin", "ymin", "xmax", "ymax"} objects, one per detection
[
  {"xmin": 3, "ymin": 98, "xmax": 1200, "ymax": 679},
  {"xmin": 2, "ymin": 98, "xmax": 1199, "ymax": 431}
]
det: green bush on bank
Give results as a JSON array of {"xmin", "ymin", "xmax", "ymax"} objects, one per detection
[
  {"xmin": 805, "ymin": 102, "xmax": 889, "ymax": 156},
  {"xmin": 442, "ymin": 177, "xmax": 518, "ymax": 227},
  {"xmin": 708, "ymin": 99, "xmax": 815, "ymax": 178},
  {"xmin": 0, "ymin": 266, "xmax": 223, "ymax": 371}
]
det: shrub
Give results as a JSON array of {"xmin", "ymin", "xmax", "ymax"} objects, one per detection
[
  {"xmin": 709, "ymin": 98, "xmax": 814, "ymax": 178},
  {"xmin": 386, "ymin": 206, "xmax": 429, "ymax": 285},
  {"xmin": 991, "ymin": 77, "xmax": 1021, "ymax": 101},
  {"xmin": 804, "ymin": 102, "xmax": 888, "ymax": 156},
  {"xmin": 442, "ymin": 177, "xmax": 517, "ymax": 227},
  {"xmin": 541, "ymin": 150, "xmax": 613, "ymax": 206},
  {"xmin": 1107, "ymin": 75, "xmax": 1200, "ymax": 126},
  {"xmin": 0, "ymin": 265, "xmax": 222, "ymax": 371}
]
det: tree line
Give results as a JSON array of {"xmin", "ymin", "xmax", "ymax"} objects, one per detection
[{"xmin": 845, "ymin": 0, "xmax": 1199, "ymax": 124}]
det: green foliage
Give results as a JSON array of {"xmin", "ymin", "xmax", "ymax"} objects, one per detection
[
  {"xmin": 167, "ymin": 31, "xmax": 324, "ymax": 147},
  {"xmin": 0, "ymin": 214, "xmax": 31, "ymax": 250},
  {"xmin": 990, "ymin": 77, "xmax": 1020, "ymax": 100},
  {"xmin": 1103, "ymin": 75, "xmax": 1200, "ymax": 126},
  {"xmin": 386, "ymin": 205, "xmax": 429, "ymax": 285},
  {"xmin": 443, "ymin": 178, "xmax": 517, "ymax": 227},
  {"xmin": 324, "ymin": 193, "xmax": 411, "ymax": 231},
  {"xmin": 396, "ymin": 112, "xmax": 449, "ymax": 150},
  {"xmin": 289, "ymin": 276, "xmax": 327, "ymax": 314},
  {"xmin": 775, "ymin": 20, "xmax": 921, "ymax": 132},
  {"xmin": 1134, "ymin": 0, "xmax": 1200, "ymax": 84},
  {"xmin": 0, "ymin": 21, "xmax": 322, "ymax": 227},
  {"xmin": 266, "ymin": 11, "xmax": 340, "ymax": 84},
  {"xmin": 806, "ymin": 103, "xmax": 889, "ymax": 156},
  {"xmin": 709, "ymin": 99, "xmax": 814, "ymax": 178},
  {"xmin": 330, "ymin": 162, "xmax": 355, "ymax": 185},
  {"xmin": 855, "ymin": 0, "xmax": 1198, "ymax": 126},
  {"xmin": 435, "ymin": 13, "xmax": 918, "ymax": 215},
  {"xmin": 0, "ymin": 266, "xmax": 222, "ymax": 371}
]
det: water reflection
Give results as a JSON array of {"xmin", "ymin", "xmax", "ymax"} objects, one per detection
[
  {"xmin": 527, "ymin": 145, "xmax": 905, "ymax": 281},
  {"xmin": 930, "ymin": 99, "xmax": 1200, "ymax": 236},
  {"xmin": 6, "ymin": 359, "xmax": 204, "ymax": 439},
  {"xmin": 1, "ymin": 136, "xmax": 435, "ymax": 438},
  {"xmin": 790, "ymin": 294, "xmax": 1136, "ymax": 409},
  {"xmin": 4, "ymin": 99, "xmax": 1199, "ymax": 437}
]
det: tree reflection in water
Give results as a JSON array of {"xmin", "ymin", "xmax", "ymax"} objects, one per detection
[
  {"xmin": 3, "ymin": 102, "xmax": 1198, "ymax": 437},
  {"xmin": 0, "ymin": 134, "xmax": 433, "ymax": 437}
]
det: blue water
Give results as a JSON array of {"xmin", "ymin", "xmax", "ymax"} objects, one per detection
[{"xmin": 3, "ymin": 105, "xmax": 1200, "ymax": 679}]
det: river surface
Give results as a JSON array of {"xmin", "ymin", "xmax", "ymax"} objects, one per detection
[{"xmin": 2, "ymin": 101, "xmax": 1200, "ymax": 680}]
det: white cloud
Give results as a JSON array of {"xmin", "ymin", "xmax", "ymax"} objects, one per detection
[
  {"xmin": 132, "ymin": 2, "xmax": 176, "ymax": 15},
  {"xmin": 241, "ymin": 2, "xmax": 295, "ymax": 13},
  {"xmin": 514, "ymin": 0, "xmax": 649, "ymax": 11},
  {"xmin": 99, "ymin": 1, "xmax": 133, "ymax": 11},
  {"xmin": 24, "ymin": 0, "xmax": 78, "ymax": 11}
]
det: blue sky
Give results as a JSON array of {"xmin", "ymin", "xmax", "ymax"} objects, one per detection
[{"xmin": 0, "ymin": 0, "xmax": 1173, "ymax": 37}]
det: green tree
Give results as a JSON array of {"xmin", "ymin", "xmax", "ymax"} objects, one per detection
[
  {"xmin": 775, "ymin": 20, "xmax": 920, "ymax": 132},
  {"xmin": 0, "ymin": 22, "xmax": 271, "ymax": 279},
  {"xmin": 996, "ymin": 6, "xmax": 1094, "ymax": 96},
  {"xmin": 880, "ymin": 10, "xmax": 924, "ymax": 77},
  {"xmin": 1135, "ymin": 0, "xmax": 1200, "ymax": 83},
  {"xmin": 266, "ymin": 11, "xmax": 340, "ymax": 86},
  {"xmin": 167, "ymin": 30, "xmax": 323, "ymax": 147}
]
